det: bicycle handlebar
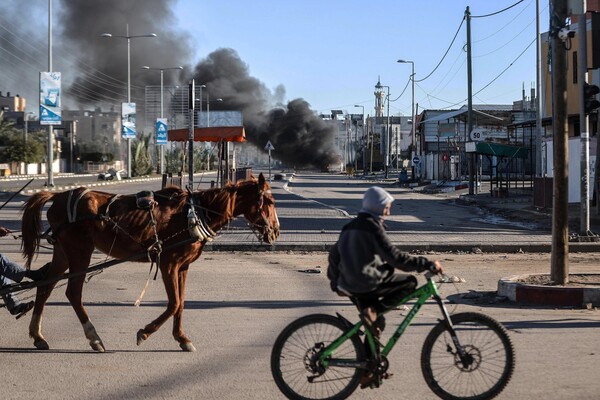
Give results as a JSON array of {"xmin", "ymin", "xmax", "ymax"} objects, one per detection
[{"xmin": 425, "ymin": 270, "xmax": 444, "ymax": 281}]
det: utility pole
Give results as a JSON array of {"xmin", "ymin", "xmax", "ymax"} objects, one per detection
[
  {"xmin": 188, "ymin": 80, "xmax": 195, "ymax": 189},
  {"xmin": 578, "ymin": 10, "xmax": 591, "ymax": 235},
  {"xmin": 550, "ymin": 0, "xmax": 569, "ymax": 284},
  {"xmin": 466, "ymin": 6, "xmax": 474, "ymax": 195},
  {"xmin": 536, "ymin": 0, "xmax": 544, "ymax": 176}
]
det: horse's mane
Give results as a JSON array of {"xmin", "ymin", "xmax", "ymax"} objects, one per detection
[
  {"xmin": 192, "ymin": 177, "xmax": 259, "ymax": 219},
  {"xmin": 154, "ymin": 186, "xmax": 188, "ymax": 209}
]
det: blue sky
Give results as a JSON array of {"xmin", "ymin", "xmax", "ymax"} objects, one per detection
[{"xmin": 174, "ymin": 0, "xmax": 548, "ymax": 116}]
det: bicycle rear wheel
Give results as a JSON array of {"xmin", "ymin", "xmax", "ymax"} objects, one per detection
[
  {"xmin": 271, "ymin": 314, "xmax": 365, "ymax": 400},
  {"xmin": 421, "ymin": 312, "xmax": 514, "ymax": 400}
]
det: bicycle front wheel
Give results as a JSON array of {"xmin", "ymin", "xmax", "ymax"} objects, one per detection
[
  {"xmin": 271, "ymin": 314, "xmax": 365, "ymax": 400},
  {"xmin": 421, "ymin": 312, "xmax": 515, "ymax": 400}
]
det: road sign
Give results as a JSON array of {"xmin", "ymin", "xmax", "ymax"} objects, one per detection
[
  {"xmin": 412, "ymin": 156, "xmax": 420, "ymax": 165},
  {"xmin": 156, "ymin": 118, "xmax": 168, "ymax": 145},
  {"xmin": 264, "ymin": 140, "xmax": 275, "ymax": 151}
]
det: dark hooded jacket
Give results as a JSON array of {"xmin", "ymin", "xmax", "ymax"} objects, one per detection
[{"xmin": 327, "ymin": 212, "xmax": 434, "ymax": 294}]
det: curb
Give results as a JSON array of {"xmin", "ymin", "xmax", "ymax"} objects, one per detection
[
  {"xmin": 498, "ymin": 274, "xmax": 600, "ymax": 307},
  {"xmin": 20, "ymin": 176, "xmax": 163, "ymax": 194},
  {"xmin": 203, "ymin": 242, "xmax": 600, "ymax": 253}
]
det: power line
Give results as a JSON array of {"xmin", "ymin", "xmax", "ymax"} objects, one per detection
[
  {"xmin": 415, "ymin": 16, "xmax": 465, "ymax": 83},
  {"xmin": 472, "ymin": 0, "xmax": 525, "ymax": 18},
  {"xmin": 474, "ymin": 37, "xmax": 536, "ymax": 96},
  {"xmin": 418, "ymin": 36, "xmax": 536, "ymax": 110},
  {"xmin": 473, "ymin": 0, "xmax": 533, "ymax": 44}
]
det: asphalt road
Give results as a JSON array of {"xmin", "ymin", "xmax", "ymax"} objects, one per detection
[{"xmin": 1, "ymin": 252, "xmax": 599, "ymax": 400}]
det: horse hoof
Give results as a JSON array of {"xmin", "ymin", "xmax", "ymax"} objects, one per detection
[
  {"xmin": 90, "ymin": 340, "xmax": 105, "ymax": 353},
  {"xmin": 34, "ymin": 339, "xmax": 49, "ymax": 350},
  {"xmin": 180, "ymin": 342, "xmax": 196, "ymax": 352},
  {"xmin": 136, "ymin": 329, "xmax": 147, "ymax": 346}
]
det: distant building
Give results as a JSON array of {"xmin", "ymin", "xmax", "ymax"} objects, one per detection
[{"xmin": 0, "ymin": 91, "xmax": 26, "ymax": 112}]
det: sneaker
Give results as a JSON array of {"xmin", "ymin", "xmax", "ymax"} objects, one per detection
[
  {"xmin": 360, "ymin": 372, "xmax": 377, "ymax": 389},
  {"xmin": 9, "ymin": 301, "xmax": 34, "ymax": 319},
  {"xmin": 359, "ymin": 372, "xmax": 393, "ymax": 389}
]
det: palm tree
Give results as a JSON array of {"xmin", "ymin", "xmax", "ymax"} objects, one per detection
[{"xmin": 132, "ymin": 133, "xmax": 153, "ymax": 177}]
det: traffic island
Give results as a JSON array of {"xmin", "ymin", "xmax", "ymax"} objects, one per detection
[{"xmin": 497, "ymin": 274, "xmax": 600, "ymax": 308}]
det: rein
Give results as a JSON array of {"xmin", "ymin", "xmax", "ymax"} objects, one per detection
[{"xmin": 189, "ymin": 185, "xmax": 271, "ymax": 243}]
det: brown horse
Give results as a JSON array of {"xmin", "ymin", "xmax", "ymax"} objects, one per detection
[{"xmin": 21, "ymin": 173, "xmax": 279, "ymax": 352}]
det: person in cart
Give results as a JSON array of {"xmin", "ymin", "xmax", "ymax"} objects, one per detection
[{"xmin": 0, "ymin": 226, "xmax": 51, "ymax": 318}]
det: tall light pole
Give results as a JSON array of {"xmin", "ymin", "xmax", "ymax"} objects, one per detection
[
  {"xmin": 204, "ymin": 93, "xmax": 222, "ymax": 171},
  {"xmin": 47, "ymin": 0, "xmax": 53, "ymax": 186},
  {"xmin": 354, "ymin": 105, "xmax": 365, "ymax": 174},
  {"xmin": 382, "ymin": 85, "xmax": 391, "ymax": 178},
  {"xmin": 398, "ymin": 59, "xmax": 415, "ymax": 179},
  {"xmin": 101, "ymin": 25, "xmax": 157, "ymax": 178},
  {"xmin": 141, "ymin": 65, "xmax": 183, "ymax": 174}
]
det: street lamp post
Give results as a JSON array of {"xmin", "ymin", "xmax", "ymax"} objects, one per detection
[
  {"xmin": 141, "ymin": 65, "xmax": 183, "ymax": 174},
  {"xmin": 354, "ymin": 105, "xmax": 365, "ymax": 174},
  {"xmin": 398, "ymin": 59, "xmax": 416, "ymax": 179},
  {"xmin": 382, "ymin": 85, "xmax": 391, "ymax": 179},
  {"xmin": 101, "ymin": 25, "xmax": 157, "ymax": 178},
  {"xmin": 203, "ymin": 93, "xmax": 222, "ymax": 171}
]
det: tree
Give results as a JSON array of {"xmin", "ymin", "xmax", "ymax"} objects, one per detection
[
  {"xmin": 165, "ymin": 145, "xmax": 183, "ymax": 174},
  {"xmin": 0, "ymin": 113, "xmax": 45, "ymax": 164},
  {"xmin": 1, "ymin": 137, "xmax": 44, "ymax": 163},
  {"xmin": 132, "ymin": 133, "xmax": 153, "ymax": 177}
]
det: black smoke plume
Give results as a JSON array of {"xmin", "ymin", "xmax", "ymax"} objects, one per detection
[{"xmin": 192, "ymin": 49, "xmax": 338, "ymax": 168}]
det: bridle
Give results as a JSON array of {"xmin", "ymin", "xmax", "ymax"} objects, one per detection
[{"xmin": 246, "ymin": 188, "xmax": 277, "ymax": 243}]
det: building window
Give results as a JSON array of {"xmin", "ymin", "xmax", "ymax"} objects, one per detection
[{"xmin": 573, "ymin": 51, "xmax": 578, "ymax": 84}]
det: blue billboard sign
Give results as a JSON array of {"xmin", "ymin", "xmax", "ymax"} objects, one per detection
[
  {"xmin": 156, "ymin": 118, "xmax": 168, "ymax": 145},
  {"xmin": 39, "ymin": 72, "xmax": 61, "ymax": 125},
  {"xmin": 121, "ymin": 102, "xmax": 136, "ymax": 139}
]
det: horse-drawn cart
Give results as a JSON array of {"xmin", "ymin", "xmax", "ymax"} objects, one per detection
[{"xmin": 3, "ymin": 173, "xmax": 279, "ymax": 353}]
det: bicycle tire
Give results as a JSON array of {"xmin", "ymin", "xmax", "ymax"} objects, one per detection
[
  {"xmin": 421, "ymin": 312, "xmax": 515, "ymax": 400},
  {"xmin": 271, "ymin": 314, "xmax": 365, "ymax": 400}
]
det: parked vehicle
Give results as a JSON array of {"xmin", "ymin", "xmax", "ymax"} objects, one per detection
[{"xmin": 98, "ymin": 168, "xmax": 126, "ymax": 181}]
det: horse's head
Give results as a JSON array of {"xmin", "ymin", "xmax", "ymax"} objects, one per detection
[{"xmin": 240, "ymin": 173, "xmax": 280, "ymax": 244}]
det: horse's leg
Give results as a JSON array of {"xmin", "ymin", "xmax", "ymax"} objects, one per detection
[
  {"xmin": 172, "ymin": 264, "xmax": 195, "ymax": 352},
  {"xmin": 61, "ymin": 236, "xmax": 105, "ymax": 352},
  {"xmin": 29, "ymin": 245, "xmax": 69, "ymax": 350},
  {"xmin": 137, "ymin": 263, "xmax": 184, "ymax": 349},
  {"xmin": 65, "ymin": 273, "xmax": 105, "ymax": 352}
]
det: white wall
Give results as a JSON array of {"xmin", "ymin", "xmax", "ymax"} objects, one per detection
[{"xmin": 544, "ymin": 137, "xmax": 597, "ymax": 202}]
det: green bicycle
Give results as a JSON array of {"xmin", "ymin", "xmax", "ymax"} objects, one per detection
[{"xmin": 271, "ymin": 272, "xmax": 515, "ymax": 400}]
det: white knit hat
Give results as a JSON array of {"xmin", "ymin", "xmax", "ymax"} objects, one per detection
[{"xmin": 361, "ymin": 186, "xmax": 394, "ymax": 215}]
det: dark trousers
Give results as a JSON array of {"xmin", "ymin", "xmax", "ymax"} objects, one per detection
[{"xmin": 351, "ymin": 267, "xmax": 418, "ymax": 331}]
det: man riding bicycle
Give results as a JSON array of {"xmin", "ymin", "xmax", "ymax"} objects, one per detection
[{"xmin": 327, "ymin": 186, "xmax": 444, "ymax": 336}]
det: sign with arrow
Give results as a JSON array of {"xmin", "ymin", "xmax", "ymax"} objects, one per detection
[{"xmin": 265, "ymin": 141, "xmax": 275, "ymax": 180}]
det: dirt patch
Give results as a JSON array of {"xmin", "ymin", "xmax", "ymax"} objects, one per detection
[{"xmin": 515, "ymin": 274, "xmax": 600, "ymax": 288}]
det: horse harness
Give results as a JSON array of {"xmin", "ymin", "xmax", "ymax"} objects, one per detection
[{"xmin": 44, "ymin": 188, "xmax": 215, "ymax": 262}]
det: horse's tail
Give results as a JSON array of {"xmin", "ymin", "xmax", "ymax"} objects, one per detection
[{"xmin": 21, "ymin": 191, "xmax": 55, "ymax": 269}]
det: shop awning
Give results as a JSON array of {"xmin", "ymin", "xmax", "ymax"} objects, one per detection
[
  {"xmin": 475, "ymin": 142, "xmax": 528, "ymax": 159},
  {"xmin": 421, "ymin": 108, "xmax": 504, "ymax": 124},
  {"xmin": 168, "ymin": 126, "xmax": 246, "ymax": 142}
]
